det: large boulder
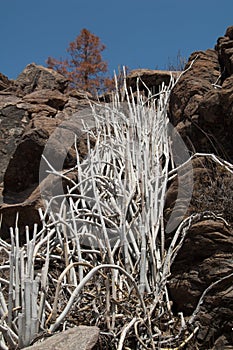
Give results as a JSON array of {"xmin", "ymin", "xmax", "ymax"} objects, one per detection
[
  {"xmin": 0, "ymin": 87, "xmax": 68, "ymax": 187},
  {"xmin": 25, "ymin": 326, "xmax": 99, "ymax": 350},
  {"xmin": 0, "ymin": 112, "xmax": 95, "ymax": 238},
  {"xmin": 127, "ymin": 69, "xmax": 180, "ymax": 95},
  {"xmin": 3, "ymin": 116, "xmax": 62, "ymax": 199},
  {"xmin": 169, "ymin": 49, "xmax": 220, "ymax": 126},
  {"xmin": 0, "ymin": 61, "xmax": 97, "ymax": 239},
  {"xmin": 14, "ymin": 63, "xmax": 68, "ymax": 94},
  {"xmin": 16, "ymin": 89, "xmax": 69, "ymax": 118},
  {"xmin": 3, "ymin": 115, "xmax": 95, "ymax": 200}
]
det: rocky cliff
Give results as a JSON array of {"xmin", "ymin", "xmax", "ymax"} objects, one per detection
[
  {"xmin": 0, "ymin": 63, "xmax": 96, "ymax": 237},
  {"xmin": 0, "ymin": 27, "xmax": 233, "ymax": 349}
]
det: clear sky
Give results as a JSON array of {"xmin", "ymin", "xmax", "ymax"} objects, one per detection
[{"xmin": 1, "ymin": 0, "xmax": 233, "ymax": 80}]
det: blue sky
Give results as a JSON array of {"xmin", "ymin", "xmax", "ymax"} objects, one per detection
[{"xmin": 1, "ymin": 0, "xmax": 233, "ymax": 79}]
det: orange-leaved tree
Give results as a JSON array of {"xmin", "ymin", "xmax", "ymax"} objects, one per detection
[{"xmin": 47, "ymin": 28, "xmax": 112, "ymax": 94}]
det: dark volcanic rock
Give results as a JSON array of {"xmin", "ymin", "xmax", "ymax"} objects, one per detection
[
  {"xmin": 22, "ymin": 89, "xmax": 68, "ymax": 109},
  {"xmin": 169, "ymin": 49, "xmax": 220, "ymax": 126},
  {"xmin": 15, "ymin": 89, "xmax": 69, "ymax": 118},
  {"xmin": 168, "ymin": 216, "xmax": 233, "ymax": 349},
  {"xmin": 165, "ymin": 155, "xmax": 233, "ymax": 349},
  {"xmin": 164, "ymin": 26, "xmax": 233, "ymax": 348},
  {"xmin": 14, "ymin": 63, "xmax": 68, "ymax": 94},
  {"xmin": 0, "ymin": 72, "xmax": 12, "ymax": 90},
  {"xmin": 0, "ymin": 92, "xmax": 30, "ymax": 183},
  {"xmin": 0, "ymin": 112, "xmax": 95, "ymax": 239},
  {"xmin": 216, "ymin": 25, "xmax": 233, "ymax": 78},
  {"xmin": 3, "ymin": 116, "xmax": 94, "ymax": 199},
  {"xmin": 0, "ymin": 64, "xmax": 96, "ymax": 238},
  {"xmin": 3, "ymin": 116, "xmax": 62, "ymax": 198},
  {"xmin": 127, "ymin": 69, "xmax": 180, "ymax": 95},
  {"xmin": 169, "ymin": 27, "xmax": 233, "ymax": 162}
]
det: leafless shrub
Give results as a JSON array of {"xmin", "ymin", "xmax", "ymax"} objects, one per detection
[{"xmin": 0, "ymin": 76, "xmax": 232, "ymax": 349}]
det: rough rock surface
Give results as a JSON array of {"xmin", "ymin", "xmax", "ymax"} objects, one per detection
[
  {"xmin": 14, "ymin": 63, "xmax": 68, "ymax": 94},
  {"xmin": 170, "ymin": 217, "xmax": 233, "ymax": 349},
  {"xmin": 0, "ymin": 72, "xmax": 12, "ymax": 90},
  {"xmin": 165, "ymin": 156, "xmax": 233, "ymax": 349},
  {"xmin": 0, "ymin": 63, "xmax": 95, "ymax": 238},
  {"xmin": 127, "ymin": 69, "xmax": 180, "ymax": 95},
  {"xmin": 217, "ymin": 25, "xmax": 233, "ymax": 78},
  {"xmin": 25, "ymin": 326, "xmax": 99, "ymax": 350},
  {"xmin": 0, "ymin": 63, "xmax": 70, "ymax": 185},
  {"xmin": 169, "ymin": 26, "xmax": 233, "ymax": 162},
  {"xmin": 0, "ymin": 92, "xmax": 30, "ymax": 183},
  {"xmin": 0, "ymin": 117, "xmax": 95, "ymax": 239},
  {"xmin": 165, "ymin": 28, "xmax": 233, "ymax": 348}
]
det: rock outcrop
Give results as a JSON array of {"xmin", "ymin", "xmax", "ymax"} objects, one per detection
[
  {"xmin": 0, "ymin": 63, "xmax": 95, "ymax": 239},
  {"xmin": 165, "ymin": 26, "xmax": 233, "ymax": 349},
  {"xmin": 169, "ymin": 26, "xmax": 233, "ymax": 163},
  {"xmin": 14, "ymin": 63, "xmax": 68, "ymax": 94},
  {"xmin": 169, "ymin": 215, "xmax": 233, "ymax": 349},
  {"xmin": 165, "ymin": 155, "xmax": 233, "ymax": 349},
  {"xmin": 0, "ymin": 72, "xmax": 12, "ymax": 91},
  {"xmin": 0, "ymin": 64, "xmax": 70, "ymax": 186},
  {"xmin": 217, "ymin": 25, "xmax": 233, "ymax": 78},
  {"xmin": 0, "ymin": 93, "xmax": 29, "ymax": 185},
  {"xmin": 127, "ymin": 68, "xmax": 180, "ymax": 95}
]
